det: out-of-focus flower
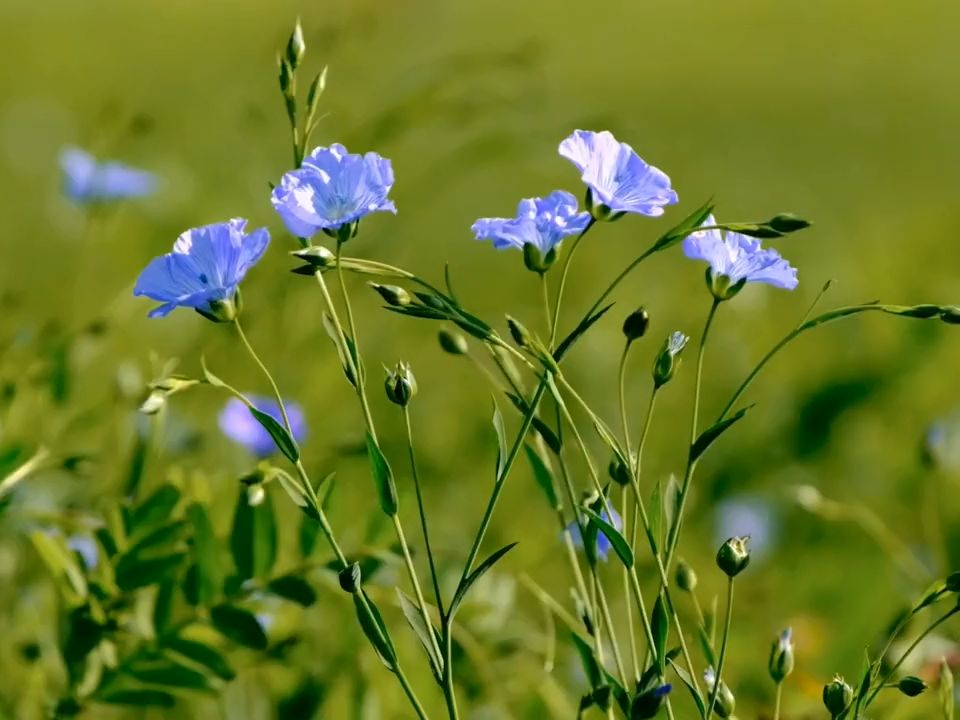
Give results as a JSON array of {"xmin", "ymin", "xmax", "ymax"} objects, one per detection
[
  {"xmin": 219, "ymin": 396, "xmax": 307, "ymax": 459},
  {"xmin": 683, "ymin": 215, "xmax": 798, "ymax": 296},
  {"xmin": 471, "ymin": 190, "xmax": 590, "ymax": 257},
  {"xmin": 67, "ymin": 535, "xmax": 98, "ymax": 570},
  {"xmin": 60, "ymin": 147, "xmax": 156, "ymax": 203},
  {"xmin": 559, "ymin": 130, "xmax": 677, "ymax": 218},
  {"xmin": 567, "ymin": 507, "xmax": 623, "ymax": 562},
  {"xmin": 271, "ymin": 143, "xmax": 395, "ymax": 238},
  {"xmin": 714, "ymin": 495, "xmax": 777, "ymax": 561},
  {"xmin": 133, "ymin": 219, "xmax": 269, "ymax": 320}
]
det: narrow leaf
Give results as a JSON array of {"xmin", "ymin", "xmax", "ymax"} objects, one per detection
[
  {"xmin": 187, "ymin": 503, "xmax": 221, "ymax": 606},
  {"xmin": 492, "ymin": 400, "xmax": 508, "ymax": 480},
  {"xmin": 230, "ymin": 488, "xmax": 278, "ymax": 580},
  {"xmin": 650, "ymin": 199, "xmax": 715, "ymax": 253},
  {"xmin": 96, "ymin": 689, "xmax": 176, "ymax": 708},
  {"xmin": 555, "ymin": 303, "xmax": 615, "ymax": 362},
  {"xmin": 248, "ymin": 407, "xmax": 299, "ymax": 463},
  {"xmin": 210, "ymin": 604, "xmax": 268, "ymax": 650},
  {"xmin": 690, "ymin": 405, "xmax": 754, "ymax": 462},
  {"xmin": 131, "ymin": 484, "xmax": 181, "ymax": 532},
  {"xmin": 449, "ymin": 542, "xmax": 518, "ymax": 617},
  {"xmin": 267, "ymin": 575, "xmax": 317, "ymax": 607},
  {"xmin": 581, "ymin": 507, "xmax": 633, "ymax": 568},
  {"xmin": 396, "ymin": 588, "xmax": 443, "ymax": 682},
  {"xmin": 124, "ymin": 657, "xmax": 216, "ymax": 692},
  {"xmin": 365, "ymin": 433, "xmax": 398, "ymax": 516},
  {"xmin": 941, "ymin": 656, "xmax": 955, "ymax": 720},
  {"xmin": 115, "ymin": 552, "xmax": 187, "ymax": 592},
  {"xmin": 667, "ymin": 657, "xmax": 707, "ymax": 716},
  {"xmin": 571, "ymin": 632, "xmax": 602, "ymax": 689},
  {"xmin": 651, "ymin": 595, "xmax": 669, "ymax": 671},
  {"xmin": 29, "ymin": 530, "xmax": 87, "ymax": 602},
  {"xmin": 353, "ymin": 592, "xmax": 397, "ymax": 670},
  {"xmin": 162, "ymin": 636, "xmax": 235, "ymax": 681},
  {"xmin": 662, "ymin": 474, "xmax": 682, "ymax": 549},
  {"xmin": 524, "ymin": 444, "xmax": 559, "ymax": 510}
]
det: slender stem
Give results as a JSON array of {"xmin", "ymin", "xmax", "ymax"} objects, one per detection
[
  {"xmin": 234, "ymin": 319, "xmax": 293, "ymax": 433},
  {"xmin": 773, "ymin": 683, "xmax": 783, "ymax": 720},
  {"xmin": 404, "ymin": 407, "xmax": 444, "ymax": 616},
  {"xmin": 393, "ymin": 515, "xmax": 444, "ymax": 658},
  {"xmin": 594, "ymin": 567, "xmax": 629, "ymax": 688},
  {"xmin": 705, "ymin": 578, "xmax": 735, "ymax": 720},
  {"xmin": 393, "ymin": 663, "xmax": 431, "ymax": 720},
  {"xmin": 579, "ymin": 246, "xmax": 657, "ymax": 326},
  {"xmin": 617, "ymin": 342, "xmax": 633, "ymax": 472},
  {"xmin": 621, "ymin": 488, "xmax": 641, "ymax": 682},
  {"xmin": 549, "ymin": 219, "xmax": 595, "ymax": 347},
  {"xmin": 540, "ymin": 273, "xmax": 554, "ymax": 341}
]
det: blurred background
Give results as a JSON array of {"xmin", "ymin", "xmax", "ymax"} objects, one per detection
[{"xmin": 2, "ymin": 0, "xmax": 960, "ymax": 717}]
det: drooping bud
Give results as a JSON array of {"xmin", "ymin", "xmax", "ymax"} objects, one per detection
[
  {"xmin": 897, "ymin": 675, "xmax": 927, "ymax": 697},
  {"xmin": 384, "ymin": 362, "xmax": 417, "ymax": 407},
  {"xmin": 675, "ymin": 559, "xmax": 698, "ymax": 593},
  {"xmin": 769, "ymin": 628, "xmax": 795, "ymax": 683},
  {"xmin": 292, "ymin": 245, "xmax": 336, "ymax": 269},
  {"xmin": 822, "ymin": 675, "xmax": 853, "ymax": 716},
  {"xmin": 767, "ymin": 213, "xmax": 811, "ymax": 234},
  {"xmin": 438, "ymin": 329, "xmax": 468, "ymax": 355},
  {"xmin": 622, "ymin": 307, "xmax": 650, "ymax": 343},
  {"xmin": 706, "ymin": 268, "xmax": 747, "ymax": 302},
  {"xmin": 506, "ymin": 315, "xmax": 532, "ymax": 349},
  {"xmin": 652, "ymin": 331, "xmax": 689, "ymax": 388},
  {"xmin": 338, "ymin": 562, "xmax": 362, "ymax": 593},
  {"xmin": 285, "ymin": 19, "xmax": 306, "ymax": 69},
  {"xmin": 716, "ymin": 535, "xmax": 751, "ymax": 578},
  {"xmin": 369, "ymin": 283, "xmax": 412, "ymax": 307},
  {"xmin": 607, "ymin": 455, "xmax": 632, "ymax": 487},
  {"xmin": 704, "ymin": 668, "xmax": 736, "ymax": 718}
]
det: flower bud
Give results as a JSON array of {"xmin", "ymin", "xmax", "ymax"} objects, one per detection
[
  {"xmin": 384, "ymin": 362, "xmax": 417, "ymax": 407},
  {"xmin": 675, "ymin": 559, "xmax": 698, "ymax": 593},
  {"xmin": 767, "ymin": 213, "xmax": 811, "ymax": 234},
  {"xmin": 338, "ymin": 562, "xmax": 362, "ymax": 593},
  {"xmin": 769, "ymin": 628, "xmax": 795, "ymax": 683},
  {"xmin": 630, "ymin": 682, "xmax": 672, "ymax": 719},
  {"xmin": 506, "ymin": 315, "xmax": 532, "ymax": 349},
  {"xmin": 369, "ymin": 283, "xmax": 412, "ymax": 307},
  {"xmin": 652, "ymin": 331, "xmax": 689, "ymax": 388},
  {"xmin": 622, "ymin": 307, "xmax": 650, "ymax": 343},
  {"xmin": 940, "ymin": 306, "xmax": 960, "ymax": 325},
  {"xmin": 438, "ymin": 329, "xmax": 468, "ymax": 355},
  {"xmin": 716, "ymin": 536, "xmax": 751, "ymax": 578},
  {"xmin": 286, "ymin": 19, "xmax": 306, "ymax": 69},
  {"xmin": 278, "ymin": 56, "xmax": 294, "ymax": 96},
  {"xmin": 199, "ymin": 297, "xmax": 238, "ymax": 323},
  {"xmin": 139, "ymin": 389, "xmax": 166, "ymax": 415},
  {"xmin": 292, "ymin": 246, "xmax": 336, "ymax": 268},
  {"xmin": 706, "ymin": 269, "xmax": 746, "ymax": 302},
  {"xmin": 822, "ymin": 675, "xmax": 853, "ymax": 716},
  {"xmin": 704, "ymin": 668, "xmax": 736, "ymax": 718},
  {"xmin": 897, "ymin": 675, "xmax": 927, "ymax": 697},
  {"xmin": 607, "ymin": 455, "xmax": 632, "ymax": 487},
  {"xmin": 522, "ymin": 242, "xmax": 557, "ymax": 274},
  {"xmin": 247, "ymin": 483, "xmax": 266, "ymax": 507}
]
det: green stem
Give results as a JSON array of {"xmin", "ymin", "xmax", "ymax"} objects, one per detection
[
  {"xmin": 594, "ymin": 566, "xmax": 629, "ymax": 688},
  {"xmin": 773, "ymin": 682, "xmax": 783, "ymax": 720},
  {"xmin": 705, "ymin": 577, "xmax": 735, "ymax": 720},
  {"xmin": 541, "ymin": 272, "xmax": 554, "ymax": 341},
  {"xmin": 616, "ymin": 342, "xmax": 641, "ymax": 681},
  {"xmin": 549, "ymin": 219, "xmax": 595, "ymax": 347},
  {"xmin": 233, "ymin": 318, "xmax": 293, "ymax": 433},
  {"xmin": 621, "ymin": 488, "xmax": 641, "ymax": 682}
]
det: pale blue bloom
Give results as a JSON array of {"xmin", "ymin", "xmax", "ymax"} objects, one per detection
[
  {"xmin": 60, "ymin": 147, "xmax": 156, "ymax": 203},
  {"xmin": 67, "ymin": 535, "xmax": 99, "ymax": 570},
  {"xmin": 133, "ymin": 219, "xmax": 269, "ymax": 319},
  {"xmin": 666, "ymin": 331, "xmax": 688, "ymax": 356},
  {"xmin": 271, "ymin": 143, "xmax": 395, "ymax": 237},
  {"xmin": 471, "ymin": 190, "xmax": 591, "ymax": 254},
  {"xmin": 559, "ymin": 130, "xmax": 678, "ymax": 216},
  {"xmin": 714, "ymin": 495, "xmax": 777, "ymax": 561},
  {"xmin": 219, "ymin": 396, "xmax": 307, "ymax": 459},
  {"xmin": 567, "ymin": 507, "xmax": 622, "ymax": 562},
  {"xmin": 683, "ymin": 215, "xmax": 798, "ymax": 290}
]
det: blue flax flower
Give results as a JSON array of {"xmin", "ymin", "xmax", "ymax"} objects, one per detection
[
  {"xmin": 60, "ymin": 147, "xmax": 156, "ymax": 203},
  {"xmin": 219, "ymin": 396, "xmax": 307, "ymax": 459},
  {"xmin": 133, "ymin": 219, "xmax": 270, "ymax": 319},
  {"xmin": 683, "ymin": 215, "xmax": 798, "ymax": 293},
  {"xmin": 567, "ymin": 507, "xmax": 622, "ymax": 562},
  {"xmin": 559, "ymin": 130, "xmax": 678, "ymax": 218},
  {"xmin": 271, "ymin": 143, "xmax": 395, "ymax": 238},
  {"xmin": 471, "ymin": 190, "xmax": 591, "ymax": 256}
]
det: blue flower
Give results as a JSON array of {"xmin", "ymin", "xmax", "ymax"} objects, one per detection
[
  {"xmin": 219, "ymin": 395, "xmax": 307, "ymax": 459},
  {"xmin": 271, "ymin": 143, "xmax": 396, "ymax": 238},
  {"xmin": 559, "ymin": 130, "xmax": 678, "ymax": 217},
  {"xmin": 683, "ymin": 215, "xmax": 798, "ymax": 291},
  {"xmin": 714, "ymin": 495, "xmax": 777, "ymax": 562},
  {"xmin": 60, "ymin": 147, "xmax": 156, "ymax": 203},
  {"xmin": 471, "ymin": 190, "xmax": 591, "ymax": 255},
  {"xmin": 567, "ymin": 507, "xmax": 623, "ymax": 561},
  {"xmin": 133, "ymin": 219, "xmax": 270, "ymax": 319}
]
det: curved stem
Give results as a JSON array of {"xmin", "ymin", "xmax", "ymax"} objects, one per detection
[
  {"xmin": 594, "ymin": 573, "xmax": 629, "ymax": 688},
  {"xmin": 234, "ymin": 319, "xmax": 293, "ymax": 433},
  {"xmin": 705, "ymin": 577, "xmax": 735, "ymax": 720},
  {"xmin": 549, "ymin": 219, "xmax": 595, "ymax": 347}
]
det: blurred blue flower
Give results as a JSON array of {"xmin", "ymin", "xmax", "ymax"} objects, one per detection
[
  {"xmin": 683, "ymin": 215, "xmax": 798, "ymax": 290},
  {"xmin": 60, "ymin": 147, "xmax": 156, "ymax": 203},
  {"xmin": 567, "ymin": 507, "xmax": 622, "ymax": 562},
  {"xmin": 219, "ymin": 396, "xmax": 307, "ymax": 459},
  {"xmin": 133, "ymin": 219, "xmax": 269, "ymax": 319},
  {"xmin": 714, "ymin": 495, "xmax": 777, "ymax": 561},
  {"xmin": 559, "ymin": 130, "xmax": 678, "ymax": 217},
  {"xmin": 471, "ymin": 190, "xmax": 591, "ymax": 254},
  {"xmin": 67, "ymin": 535, "xmax": 99, "ymax": 570},
  {"xmin": 271, "ymin": 143, "xmax": 395, "ymax": 237}
]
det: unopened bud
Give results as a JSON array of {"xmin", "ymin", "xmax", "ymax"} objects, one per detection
[
  {"xmin": 767, "ymin": 213, "xmax": 811, "ymax": 234},
  {"xmin": 607, "ymin": 455, "xmax": 632, "ymax": 487},
  {"xmin": 438, "ymin": 329, "xmax": 468, "ymax": 355},
  {"xmin": 716, "ymin": 536, "xmax": 751, "ymax": 578},
  {"xmin": 769, "ymin": 628, "xmax": 795, "ymax": 683},
  {"xmin": 822, "ymin": 675, "xmax": 853, "ymax": 716},
  {"xmin": 292, "ymin": 246, "xmax": 335, "ymax": 268},
  {"xmin": 369, "ymin": 283, "xmax": 411, "ymax": 307},
  {"xmin": 704, "ymin": 668, "xmax": 736, "ymax": 718},
  {"xmin": 897, "ymin": 675, "xmax": 927, "ymax": 697},
  {"xmin": 338, "ymin": 562, "xmax": 362, "ymax": 593},
  {"xmin": 622, "ymin": 307, "xmax": 650, "ymax": 342},
  {"xmin": 286, "ymin": 19, "xmax": 306, "ymax": 69},
  {"xmin": 247, "ymin": 483, "xmax": 266, "ymax": 507},
  {"xmin": 675, "ymin": 560, "xmax": 698, "ymax": 593},
  {"xmin": 652, "ymin": 331, "xmax": 689, "ymax": 388},
  {"xmin": 384, "ymin": 362, "xmax": 417, "ymax": 407},
  {"xmin": 139, "ymin": 389, "xmax": 166, "ymax": 415},
  {"xmin": 941, "ymin": 306, "xmax": 960, "ymax": 325},
  {"xmin": 278, "ymin": 56, "xmax": 294, "ymax": 96},
  {"xmin": 506, "ymin": 315, "xmax": 532, "ymax": 349}
]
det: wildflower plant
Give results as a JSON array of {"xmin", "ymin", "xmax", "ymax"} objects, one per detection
[{"xmin": 20, "ymin": 16, "xmax": 960, "ymax": 720}]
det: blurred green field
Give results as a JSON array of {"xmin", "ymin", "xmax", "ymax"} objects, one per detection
[{"xmin": 2, "ymin": 0, "xmax": 960, "ymax": 717}]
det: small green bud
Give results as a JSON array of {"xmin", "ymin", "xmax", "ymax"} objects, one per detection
[
  {"xmin": 768, "ymin": 628, "xmax": 795, "ymax": 683},
  {"xmin": 767, "ymin": 213, "xmax": 811, "ymax": 234},
  {"xmin": 438, "ymin": 329, "xmax": 468, "ymax": 355},
  {"xmin": 338, "ymin": 562, "xmax": 362, "ymax": 593},
  {"xmin": 716, "ymin": 535, "xmax": 751, "ymax": 578},
  {"xmin": 522, "ymin": 242, "xmax": 557, "ymax": 274},
  {"xmin": 369, "ymin": 283, "xmax": 412, "ymax": 307},
  {"xmin": 384, "ymin": 361, "xmax": 417, "ymax": 407},
  {"xmin": 139, "ymin": 389, "xmax": 166, "ymax": 415},
  {"xmin": 197, "ymin": 297, "xmax": 238, "ymax": 323},
  {"xmin": 706, "ymin": 268, "xmax": 746, "ymax": 302},
  {"xmin": 292, "ymin": 246, "xmax": 335, "ymax": 268},
  {"xmin": 622, "ymin": 307, "xmax": 650, "ymax": 342},
  {"xmin": 675, "ymin": 560, "xmax": 698, "ymax": 593},
  {"xmin": 704, "ymin": 668, "xmax": 736, "ymax": 718},
  {"xmin": 506, "ymin": 315, "xmax": 532, "ymax": 349},
  {"xmin": 941, "ymin": 306, "xmax": 960, "ymax": 325},
  {"xmin": 652, "ymin": 331, "xmax": 689, "ymax": 388},
  {"xmin": 286, "ymin": 19, "xmax": 306, "ymax": 69},
  {"xmin": 946, "ymin": 571, "xmax": 960, "ymax": 592},
  {"xmin": 584, "ymin": 187, "xmax": 624, "ymax": 223},
  {"xmin": 897, "ymin": 675, "xmax": 927, "ymax": 697},
  {"xmin": 278, "ymin": 56, "xmax": 294, "ymax": 96},
  {"xmin": 822, "ymin": 675, "xmax": 853, "ymax": 716},
  {"xmin": 607, "ymin": 455, "xmax": 632, "ymax": 487}
]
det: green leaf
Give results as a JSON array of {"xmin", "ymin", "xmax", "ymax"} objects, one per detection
[
  {"xmin": 248, "ymin": 406, "xmax": 300, "ymax": 463},
  {"xmin": 505, "ymin": 392, "xmax": 561, "ymax": 454},
  {"xmin": 200, "ymin": 356, "xmax": 227, "ymax": 388},
  {"xmin": 396, "ymin": 588, "xmax": 443, "ymax": 683},
  {"xmin": 667, "ymin": 657, "xmax": 707, "ymax": 717},
  {"xmin": 690, "ymin": 405, "xmax": 754, "ymax": 462},
  {"xmin": 524, "ymin": 444, "xmax": 559, "ymax": 510},
  {"xmin": 365, "ymin": 433, "xmax": 398, "ymax": 516},
  {"xmin": 187, "ymin": 503, "xmax": 220, "ymax": 606},
  {"xmin": 299, "ymin": 513, "xmax": 320, "ymax": 557},
  {"xmin": 570, "ymin": 632, "xmax": 602, "ymax": 689},
  {"xmin": 125, "ymin": 520, "xmax": 189, "ymax": 559},
  {"xmin": 95, "ymin": 689, "xmax": 176, "ymax": 708},
  {"xmin": 321, "ymin": 313, "xmax": 360, "ymax": 389},
  {"xmin": 554, "ymin": 303, "xmax": 614, "ymax": 362},
  {"xmin": 492, "ymin": 401, "xmax": 508, "ymax": 480},
  {"xmin": 115, "ymin": 552, "xmax": 187, "ymax": 592},
  {"xmin": 210, "ymin": 604, "xmax": 268, "ymax": 650},
  {"xmin": 662, "ymin": 474, "xmax": 682, "ymax": 550},
  {"xmin": 124, "ymin": 656, "xmax": 216, "ymax": 693},
  {"xmin": 449, "ymin": 542, "xmax": 518, "ymax": 618},
  {"xmin": 941, "ymin": 656, "xmax": 955, "ymax": 720},
  {"xmin": 651, "ymin": 595, "xmax": 669, "ymax": 672},
  {"xmin": 131, "ymin": 484, "xmax": 181, "ymax": 532},
  {"xmin": 153, "ymin": 580, "xmax": 176, "ymax": 635},
  {"xmin": 271, "ymin": 468, "xmax": 308, "ymax": 508},
  {"xmin": 29, "ymin": 530, "xmax": 87, "ymax": 603},
  {"xmin": 230, "ymin": 487, "xmax": 277, "ymax": 581},
  {"xmin": 650, "ymin": 198, "xmax": 715, "ymax": 254},
  {"xmin": 581, "ymin": 507, "xmax": 633, "ymax": 568},
  {"xmin": 353, "ymin": 592, "xmax": 397, "ymax": 670},
  {"xmin": 267, "ymin": 575, "xmax": 317, "ymax": 607},
  {"xmin": 648, "ymin": 478, "xmax": 663, "ymax": 553},
  {"xmin": 697, "ymin": 625, "xmax": 717, "ymax": 668},
  {"xmin": 162, "ymin": 636, "xmax": 235, "ymax": 681}
]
